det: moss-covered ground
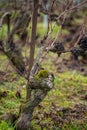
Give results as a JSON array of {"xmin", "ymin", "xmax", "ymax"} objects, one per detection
[{"xmin": 0, "ymin": 48, "xmax": 87, "ymax": 130}]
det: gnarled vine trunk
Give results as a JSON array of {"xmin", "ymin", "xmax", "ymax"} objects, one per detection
[{"xmin": 15, "ymin": 47, "xmax": 54, "ymax": 130}]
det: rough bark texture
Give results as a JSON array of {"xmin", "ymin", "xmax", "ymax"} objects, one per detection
[
  {"xmin": 4, "ymin": 43, "xmax": 25, "ymax": 75},
  {"xmin": 0, "ymin": 1, "xmax": 31, "ymax": 76},
  {"xmin": 15, "ymin": 47, "xmax": 54, "ymax": 130},
  {"xmin": 0, "ymin": 40, "xmax": 25, "ymax": 75},
  {"xmin": 15, "ymin": 74, "xmax": 54, "ymax": 130}
]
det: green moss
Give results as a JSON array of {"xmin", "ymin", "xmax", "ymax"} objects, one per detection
[{"xmin": 34, "ymin": 70, "xmax": 49, "ymax": 79}]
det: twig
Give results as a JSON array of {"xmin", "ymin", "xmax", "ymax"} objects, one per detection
[
  {"xmin": 0, "ymin": 12, "xmax": 11, "ymax": 27},
  {"xmin": 27, "ymin": 0, "xmax": 39, "ymax": 79},
  {"xmin": 74, "ymin": 25, "xmax": 85, "ymax": 47},
  {"xmin": 40, "ymin": 0, "xmax": 87, "ymax": 46},
  {"xmin": 30, "ymin": 47, "xmax": 46, "ymax": 78}
]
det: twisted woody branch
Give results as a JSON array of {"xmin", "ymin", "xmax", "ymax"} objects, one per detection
[
  {"xmin": 15, "ymin": 47, "xmax": 54, "ymax": 130},
  {"xmin": 0, "ymin": 1, "xmax": 31, "ymax": 76}
]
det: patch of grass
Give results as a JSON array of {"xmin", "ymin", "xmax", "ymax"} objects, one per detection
[
  {"xmin": 0, "ymin": 97, "xmax": 20, "ymax": 115},
  {"xmin": 0, "ymin": 54, "xmax": 7, "ymax": 61},
  {"xmin": 0, "ymin": 38, "xmax": 87, "ymax": 130},
  {"xmin": 0, "ymin": 24, "xmax": 7, "ymax": 40},
  {"xmin": 2, "ymin": 99, "xmax": 19, "ymax": 109},
  {"xmin": 37, "ymin": 23, "xmax": 68, "ymax": 37},
  {"xmin": 0, "ymin": 121, "xmax": 14, "ymax": 130},
  {"xmin": 54, "ymin": 122, "xmax": 87, "ymax": 130},
  {"xmin": 31, "ymin": 120, "xmax": 87, "ymax": 130}
]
